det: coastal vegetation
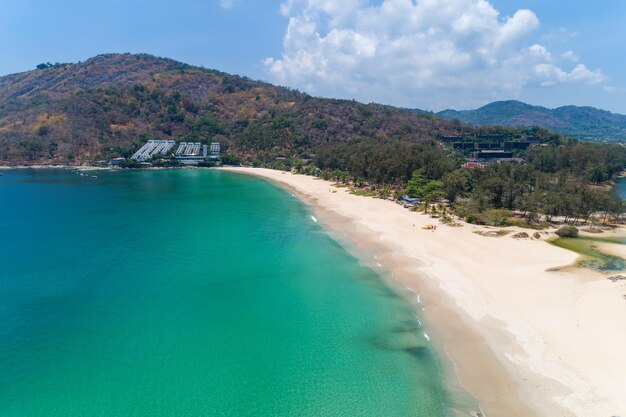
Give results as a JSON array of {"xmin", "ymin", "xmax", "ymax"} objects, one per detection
[{"xmin": 307, "ymin": 138, "xmax": 626, "ymax": 227}]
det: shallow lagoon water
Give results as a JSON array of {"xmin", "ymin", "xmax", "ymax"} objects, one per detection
[
  {"xmin": 0, "ymin": 169, "xmax": 454, "ymax": 417},
  {"xmin": 548, "ymin": 178, "xmax": 626, "ymax": 272},
  {"xmin": 550, "ymin": 237, "xmax": 625, "ymax": 271}
]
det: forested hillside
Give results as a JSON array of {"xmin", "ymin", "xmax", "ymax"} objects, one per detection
[
  {"xmin": 0, "ymin": 53, "xmax": 472, "ymax": 165},
  {"xmin": 437, "ymin": 100, "xmax": 626, "ymax": 142}
]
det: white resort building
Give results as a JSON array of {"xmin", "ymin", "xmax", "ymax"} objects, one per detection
[
  {"xmin": 131, "ymin": 140, "xmax": 176, "ymax": 161},
  {"xmin": 131, "ymin": 139, "xmax": 221, "ymax": 165}
]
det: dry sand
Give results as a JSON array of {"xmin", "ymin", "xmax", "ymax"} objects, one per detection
[{"xmin": 223, "ymin": 167, "xmax": 626, "ymax": 417}]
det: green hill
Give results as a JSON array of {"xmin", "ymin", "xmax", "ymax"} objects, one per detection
[
  {"xmin": 0, "ymin": 53, "xmax": 472, "ymax": 165},
  {"xmin": 436, "ymin": 100, "xmax": 626, "ymax": 142}
]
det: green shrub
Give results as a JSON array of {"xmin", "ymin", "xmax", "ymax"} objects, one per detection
[
  {"xmin": 555, "ymin": 225, "xmax": 579, "ymax": 238},
  {"xmin": 483, "ymin": 209, "xmax": 511, "ymax": 227},
  {"xmin": 466, "ymin": 214, "xmax": 484, "ymax": 225}
]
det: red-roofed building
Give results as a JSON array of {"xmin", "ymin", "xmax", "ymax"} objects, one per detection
[{"xmin": 461, "ymin": 162, "xmax": 485, "ymax": 169}]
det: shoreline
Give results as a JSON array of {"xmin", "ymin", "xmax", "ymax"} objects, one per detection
[
  {"xmin": 0, "ymin": 164, "xmax": 107, "ymax": 171},
  {"xmin": 0, "ymin": 164, "xmax": 212, "ymax": 171},
  {"xmin": 222, "ymin": 167, "xmax": 626, "ymax": 417}
]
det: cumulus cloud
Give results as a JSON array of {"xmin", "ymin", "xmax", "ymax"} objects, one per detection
[{"xmin": 264, "ymin": 0, "xmax": 605, "ymax": 109}]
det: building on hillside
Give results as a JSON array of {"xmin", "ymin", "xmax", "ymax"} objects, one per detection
[
  {"xmin": 174, "ymin": 142, "xmax": 204, "ymax": 165},
  {"xmin": 210, "ymin": 142, "xmax": 221, "ymax": 159},
  {"xmin": 131, "ymin": 140, "xmax": 175, "ymax": 161},
  {"xmin": 524, "ymin": 136, "xmax": 541, "ymax": 144},
  {"xmin": 477, "ymin": 150, "xmax": 513, "ymax": 160},
  {"xmin": 176, "ymin": 142, "xmax": 188, "ymax": 156},
  {"xmin": 504, "ymin": 141, "xmax": 531, "ymax": 150},
  {"xmin": 496, "ymin": 158, "xmax": 525, "ymax": 165},
  {"xmin": 461, "ymin": 161, "xmax": 485, "ymax": 169},
  {"xmin": 130, "ymin": 139, "xmax": 221, "ymax": 166},
  {"xmin": 441, "ymin": 135, "xmax": 464, "ymax": 143},
  {"xmin": 477, "ymin": 134, "xmax": 504, "ymax": 141},
  {"xmin": 453, "ymin": 142, "xmax": 476, "ymax": 150}
]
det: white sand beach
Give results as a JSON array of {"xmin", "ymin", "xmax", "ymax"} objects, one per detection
[{"xmin": 223, "ymin": 167, "xmax": 626, "ymax": 417}]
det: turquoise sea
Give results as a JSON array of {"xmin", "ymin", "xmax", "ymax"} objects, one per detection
[{"xmin": 0, "ymin": 169, "xmax": 455, "ymax": 417}]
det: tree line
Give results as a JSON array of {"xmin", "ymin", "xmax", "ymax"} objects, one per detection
[{"xmin": 281, "ymin": 138, "xmax": 626, "ymax": 226}]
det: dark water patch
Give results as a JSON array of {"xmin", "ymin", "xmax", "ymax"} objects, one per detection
[
  {"xmin": 579, "ymin": 256, "xmax": 626, "ymax": 272},
  {"xmin": 404, "ymin": 345, "xmax": 431, "ymax": 359},
  {"xmin": 391, "ymin": 320, "xmax": 421, "ymax": 335}
]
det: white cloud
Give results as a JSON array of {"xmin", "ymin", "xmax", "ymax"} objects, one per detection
[
  {"xmin": 219, "ymin": 0, "xmax": 237, "ymax": 9},
  {"xmin": 542, "ymin": 27, "xmax": 579, "ymax": 43},
  {"xmin": 568, "ymin": 64, "xmax": 606, "ymax": 84},
  {"xmin": 562, "ymin": 50, "xmax": 579, "ymax": 62},
  {"xmin": 264, "ymin": 0, "xmax": 605, "ymax": 109},
  {"xmin": 530, "ymin": 47, "xmax": 604, "ymax": 85}
]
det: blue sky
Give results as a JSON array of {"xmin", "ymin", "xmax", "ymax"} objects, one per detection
[{"xmin": 1, "ymin": 0, "xmax": 625, "ymax": 113}]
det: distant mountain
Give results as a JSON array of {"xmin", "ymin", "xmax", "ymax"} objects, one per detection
[
  {"xmin": 0, "ymin": 53, "xmax": 474, "ymax": 165},
  {"xmin": 436, "ymin": 100, "xmax": 626, "ymax": 142}
]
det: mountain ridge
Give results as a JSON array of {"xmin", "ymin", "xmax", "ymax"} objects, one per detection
[
  {"xmin": 0, "ymin": 53, "xmax": 607, "ymax": 166},
  {"xmin": 435, "ymin": 100, "xmax": 626, "ymax": 141},
  {"xmin": 0, "ymin": 53, "xmax": 482, "ymax": 165}
]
